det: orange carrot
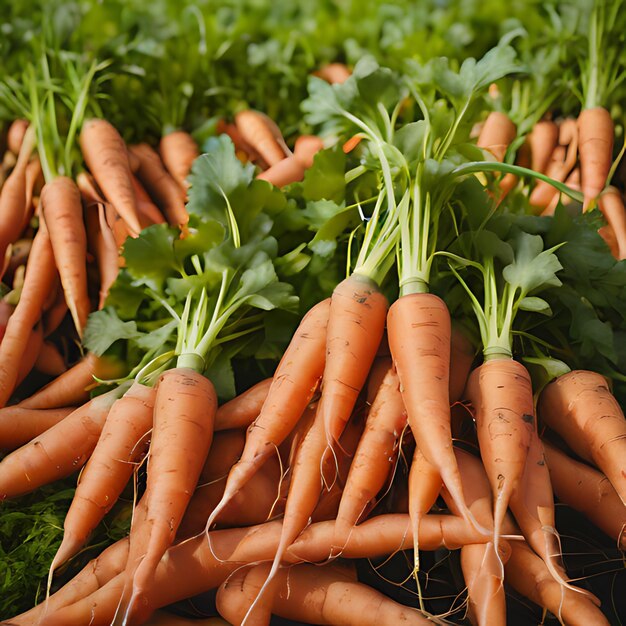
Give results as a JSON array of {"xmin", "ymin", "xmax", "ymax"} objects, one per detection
[
  {"xmin": 33, "ymin": 339, "xmax": 66, "ymax": 377},
  {"xmin": 539, "ymin": 370, "xmax": 626, "ymax": 504},
  {"xmin": 234, "ymin": 110, "xmax": 288, "ymax": 167},
  {"xmin": 80, "ymin": 118, "xmax": 141, "ymax": 236},
  {"xmin": 0, "ymin": 220, "xmax": 56, "ymax": 407},
  {"xmin": 293, "ymin": 135, "xmax": 325, "ymax": 168},
  {"xmin": 51, "ymin": 381, "xmax": 156, "ymax": 570},
  {"xmin": 0, "ymin": 384, "xmax": 127, "ymax": 499},
  {"xmin": 465, "ymin": 358, "xmax": 534, "ymax": 559},
  {"xmin": 256, "ymin": 156, "xmax": 306, "ymax": 188},
  {"xmin": 131, "ymin": 173, "xmax": 166, "ymax": 225},
  {"xmin": 578, "ymin": 106, "xmax": 614, "ymax": 209},
  {"xmin": 18, "ymin": 352, "xmax": 124, "ymax": 410},
  {"xmin": 206, "ymin": 299, "xmax": 329, "ymax": 530},
  {"xmin": 42, "ymin": 283, "xmax": 68, "ymax": 337},
  {"xmin": 529, "ymin": 119, "xmax": 559, "ymax": 174},
  {"xmin": 15, "ymin": 321, "xmax": 43, "ymax": 388},
  {"xmin": 449, "ymin": 325, "xmax": 475, "ymax": 404},
  {"xmin": 214, "ymin": 378, "xmax": 272, "ymax": 431},
  {"xmin": 505, "ymin": 541, "xmax": 608, "ymax": 626},
  {"xmin": 597, "ymin": 187, "xmax": 626, "ymax": 259},
  {"xmin": 0, "ymin": 405, "xmax": 74, "ymax": 452},
  {"xmin": 541, "ymin": 165, "xmax": 581, "ymax": 216},
  {"xmin": 20, "ymin": 156, "xmax": 42, "ymax": 233},
  {"xmin": 7, "ymin": 119, "xmax": 29, "ymax": 155},
  {"xmin": 388, "ymin": 292, "xmax": 474, "ymax": 527},
  {"xmin": 476, "ymin": 111, "xmax": 516, "ymax": 163},
  {"xmin": 159, "ymin": 130, "xmax": 199, "ymax": 195},
  {"xmin": 130, "ymin": 143, "xmax": 188, "ymax": 227},
  {"xmin": 314, "ymin": 62, "xmax": 352, "ymax": 84},
  {"xmin": 543, "ymin": 440, "xmax": 626, "ymax": 548},
  {"xmin": 124, "ymin": 368, "xmax": 217, "ymax": 613},
  {"xmin": 40, "ymin": 177, "xmax": 91, "ymax": 336},
  {"xmin": 216, "ymin": 120, "xmax": 261, "ymax": 163}
]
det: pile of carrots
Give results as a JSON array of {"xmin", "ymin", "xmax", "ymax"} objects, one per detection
[{"xmin": 1, "ymin": 2, "xmax": 626, "ymax": 625}]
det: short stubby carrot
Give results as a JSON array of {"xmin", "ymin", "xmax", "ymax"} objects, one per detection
[
  {"xmin": 124, "ymin": 368, "xmax": 217, "ymax": 610},
  {"xmin": 80, "ymin": 118, "xmax": 141, "ymax": 236},
  {"xmin": 388, "ymin": 292, "xmax": 474, "ymax": 528},
  {"xmin": 539, "ymin": 369, "xmax": 626, "ymax": 505},
  {"xmin": 0, "ymin": 384, "xmax": 126, "ymax": 499},
  {"xmin": 465, "ymin": 357, "xmax": 534, "ymax": 555},
  {"xmin": 476, "ymin": 111, "xmax": 516, "ymax": 163},
  {"xmin": 314, "ymin": 62, "xmax": 352, "ymax": 84},
  {"xmin": 578, "ymin": 106, "xmax": 614, "ymax": 209},
  {"xmin": 7, "ymin": 119, "xmax": 29, "ymax": 155},
  {"xmin": 159, "ymin": 130, "xmax": 199, "ymax": 195},
  {"xmin": 0, "ymin": 405, "xmax": 74, "ymax": 452},
  {"xmin": 235, "ymin": 110, "xmax": 288, "ymax": 167},
  {"xmin": 52, "ymin": 381, "xmax": 156, "ymax": 570},
  {"xmin": 206, "ymin": 298, "xmax": 330, "ymax": 530},
  {"xmin": 529, "ymin": 119, "xmax": 559, "ymax": 174},
  {"xmin": 40, "ymin": 176, "xmax": 91, "ymax": 337}
]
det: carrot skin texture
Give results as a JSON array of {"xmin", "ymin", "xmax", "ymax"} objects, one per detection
[
  {"xmin": 578, "ymin": 107, "xmax": 614, "ymax": 209},
  {"xmin": 476, "ymin": 111, "xmax": 516, "ymax": 162},
  {"xmin": 598, "ymin": 187, "xmax": 626, "ymax": 260},
  {"xmin": 539, "ymin": 370, "xmax": 626, "ymax": 505},
  {"xmin": 80, "ymin": 118, "xmax": 142, "ymax": 235},
  {"xmin": 0, "ymin": 386, "xmax": 123, "ymax": 499},
  {"xmin": 466, "ymin": 358, "xmax": 534, "ymax": 552},
  {"xmin": 131, "ymin": 173, "xmax": 166, "ymax": 225},
  {"xmin": 0, "ymin": 406, "xmax": 74, "ymax": 452},
  {"xmin": 7, "ymin": 119, "xmax": 29, "ymax": 155},
  {"xmin": 0, "ymin": 220, "xmax": 56, "ymax": 406},
  {"xmin": 15, "ymin": 321, "xmax": 43, "ymax": 388},
  {"xmin": 543, "ymin": 440, "xmax": 626, "ymax": 548},
  {"xmin": 34, "ymin": 340, "xmax": 67, "ymax": 377},
  {"xmin": 235, "ymin": 110, "xmax": 287, "ymax": 167},
  {"xmin": 40, "ymin": 176, "xmax": 91, "ymax": 336},
  {"xmin": 53, "ymin": 382, "xmax": 156, "ymax": 568},
  {"xmin": 529, "ymin": 120, "xmax": 559, "ymax": 174},
  {"xmin": 449, "ymin": 325, "xmax": 475, "ymax": 404},
  {"xmin": 214, "ymin": 378, "xmax": 271, "ymax": 431},
  {"xmin": 159, "ymin": 130, "xmax": 199, "ymax": 195},
  {"xmin": 388, "ymin": 292, "xmax": 472, "ymax": 524}
]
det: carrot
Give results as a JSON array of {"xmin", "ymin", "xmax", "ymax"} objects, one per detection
[
  {"xmin": 159, "ymin": 130, "xmax": 199, "ymax": 195},
  {"xmin": 216, "ymin": 120, "xmax": 261, "ymax": 163},
  {"xmin": 597, "ymin": 187, "xmax": 626, "ymax": 259},
  {"xmin": 465, "ymin": 358, "xmax": 534, "ymax": 562},
  {"xmin": 18, "ymin": 352, "xmax": 124, "ymax": 410},
  {"xmin": 476, "ymin": 111, "xmax": 516, "ymax": 163},
  {"xmin": 20, "ymin": 156, "xmax": 42, "ymax": 233},
  {"xmin": 131, "ymin": 173, "xmax": 166, "ymax": 225},
  {"xmin": 293, "ymin": 135, "xmax": 325, "ymax": 168},
  {"xmin": 123, "ymin": 368, "xmax": 217, "ymax": 613},
  {"xmin": 529, "ymin": 119, "xmax": 559, "ymax": 174},
  {"xmin": 543, "ymin": 440, "xmax": 626, "ymax": 548},
  {"xmin": 541, "ymin": 165, "xmax": 581, "ymax": 216},
  {"xmin": 130, "ymin": 143, "xmax": 188, "ymax": 227},
  {"xmin": 539, "ymin": 369, "xmax": 626, "ymax": 505},
  {"xmin": 314, "ymin": 62, "xmax": 352, "ymax": 84},
  {"xmin": 42, "ymin": 283, "xmax": 68, "ymax": 337},
  {"xmin": 7, "ymin": 119, "xmax": 29, "ymax": 155},
  {"xmin": 0, "ymin": 384, "xmax": 127, "ymax": 499},
  {"xmin": 449, "ymin": 325, "xmax": 475, "ymax": 404},
  {"xmin": 505, "ymin": 541, "xmax": 608, "ymax": 626},
  {"xmin": 80, "ymin": 118, "xmax": 141, "ymax": 236},
  {"xmin": 333, "ymin": 359, "xmax": 407, "ymax": 552},
  {"xmin": 0, "ymin": 124, "xmax": 36, "ymax": 266},
  {"xmin": 206, "ymin": 298, "xmax": 329, "ymax": 530},
  {"xmin": 5, "ymin": 238, "xmax": 31, "ymax": 281},
  {"xmin": 214, "ymin": 378, "xmax": 272, "ymax": 431},
  {"xmin": 15, "ymin": 321, "xmax": 43, "ymax": 389},
  {"xmin": 40, "ymin": 177, "xmax": 91, "ymax": 336},
  {"xmin": 0, "ymin": 220, "xmax": 56, "ymax": 407},
  {"xmin": 234, "ymin": 110, "xmax": 288, "ymax": 167},
  {"xmin": 0, "ymin": 405, "xmax": 74, "ymax": 452},
  {"xmin": 256, "ymin": 156, "xmax": 306, "ymax": 188},
  {"xmin": 51, "ymin": 381, "xmax": 156, "ymax": 570},
  {"xmin": 598, "ymin": 222, "xmax": 619, "ymax": 259},
  {"xmin": 388, "ymin": 292, "xmax": 475, "ymax": 529},
  {"xmin": 578, "ymin": 107, "xmax": 614, "ymax": 209}
]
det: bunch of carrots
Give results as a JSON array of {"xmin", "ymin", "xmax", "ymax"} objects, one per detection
[{"xmin": 1, "ymin": 2, "xmax": 626, "ymax": 625}]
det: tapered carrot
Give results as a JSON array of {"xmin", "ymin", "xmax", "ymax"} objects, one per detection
[
  {"xmin": 206, "ymin": 299, "xmax": 330, "ymax": 530},
  {"xmin": 293, "ymin": 135, "xmax": 325, "ymax": 168},
  {"xmin": 131, "ymin": 173, "xmax": 166, "ymax": 225},
  {"xmin": 130, "ymin": 143, "xmax": 188, "ymax": 227},
  {"xmin": 7, "ymin": 119, "xmax": 29, "ymax": 155},
  {"xmin": 257, "ymin": 136, "xmax": 325, "ymax": 188},
  {"xmin": 51, "ymin": 381, "xmax": 156, "ymax": 571},
  {"xmin": 80, "ymin": 118, "xmax": 141, "ymax": 236},
  {"xmin": 0, "ymin": 125, "xmax": 36, "ymax": 265},
  {"xmin": 20, "ymin": 156, "xmax": 42, "ymax": 233},
  {"xmin": 465, "ymin": 358, "xmax": 534, "ymax": 561},
  {"xmin": 214, "ymin": 378, "xmax": 272, "ymax": 431},
  {"xmin": 159, "ymin": 130, "xmax": 199, "ymax": 194},
  {"xmin": 333, "ymin": 359, "xmax": 407, "ymax": 552},
  {"xmin": 597, "ymin": 187, "xmax": 626, "ymax": 259},
  {"xmin": 543, "ymin": 440, "xmax": 626, "ymax": 548},
  {"xmin": 314, "ymin": 62, "xmax": 352, "ymax": 84},
  {"xmin": 388, "ymin": 292, "xmax": 475, "ymax": 529},
  {"xmin": 89, "ymin": 203, "xmax": 120, "ymax": 308},
  {"xmin": 505, "ymin": 541, "xmax": 608, "ymax": 626},
  {"xmin": 123, "ymin": 368, "xmax": 217, "ymax": 614},
  {"xmin": 578, "ymin": 107, "xmax": 614, "ymax": 209},
  {"xmin": 529, "ymin": 119, "xmax": 559, "ymax": 174},
  {"xmin": 18, "ymin": 352, "xmax": 124, "ymax": 410},
  {"xmin": 216, "ymin": 120, "xmax": 260, "ymax": 163},
  {"xmin": 449, "ymin": 325, "xmax": 475, "ymax": 404},
  {"xmin": 0, "ymin": 220, "xmax": 56, "ymax": 407},
  {"xmin": 16, "ymin": 321, "xmax": 43, "ymax": 388},
  {"xmin": 40, "ymin": 177, "xmax": 91, "ymax": 336},
  {"xmin": 539, "ymin": 369, "xmax": 626, "ymax": 504},
  {"xmin": 541, "ymin": 165, "xmax": 581, "ymax": 216},
  {"xmin": 235, "ymin": 110, "xmax": 288, "ymax": 167},
  {"xmin": 476, "ymin": 111, "xmax": 516, "ymax": 163},
  {"xmin": 0, "ymin": 384, "xmax": 127, "ymax": 499},
  {"xmin": 0, "ymin": 405, "xmax": 74, "ymax": 452}
]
